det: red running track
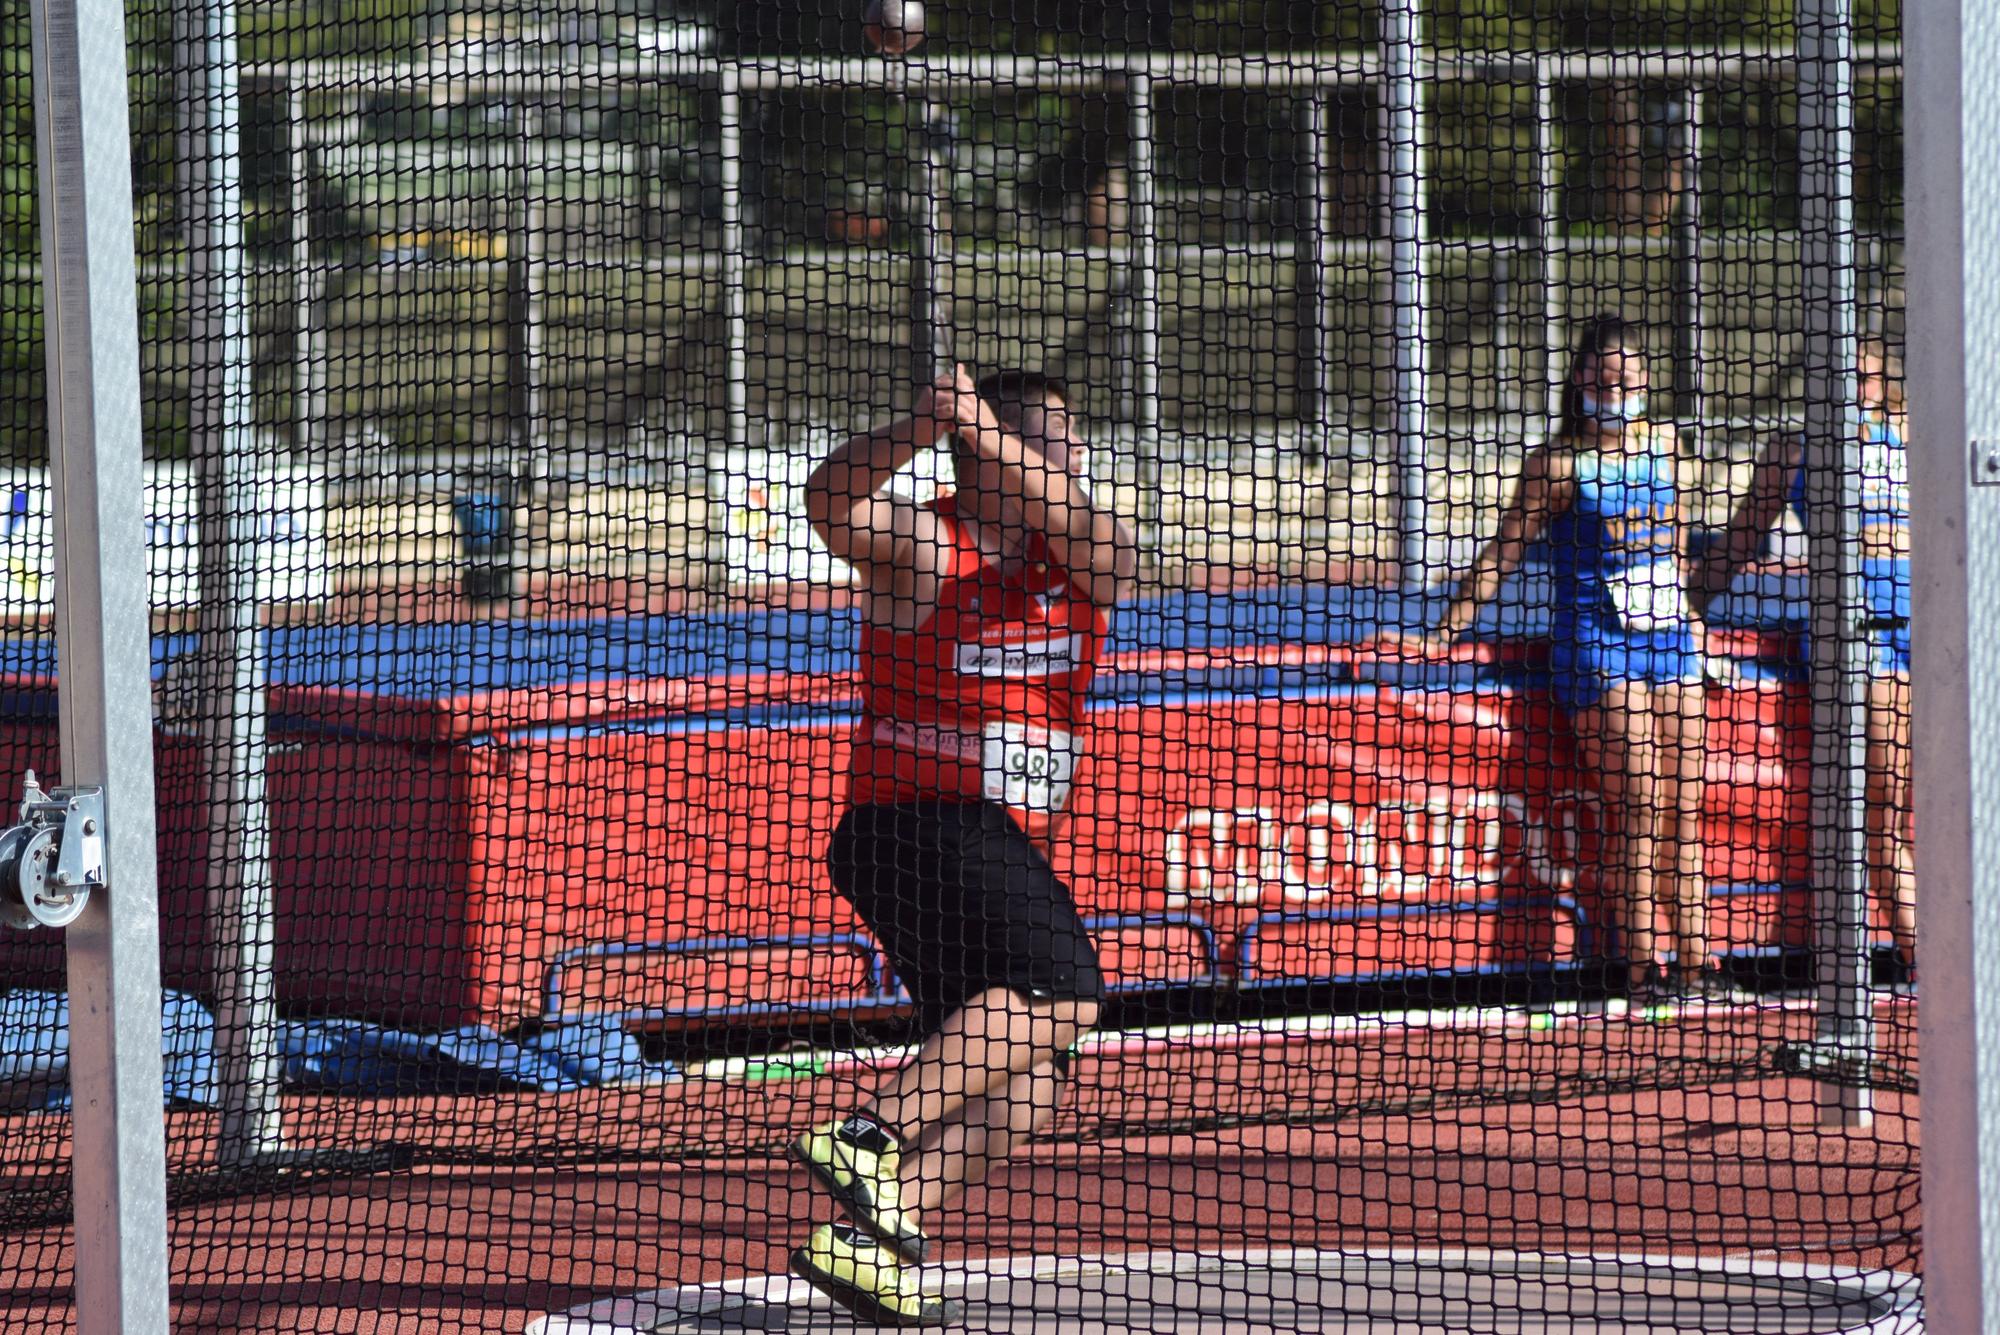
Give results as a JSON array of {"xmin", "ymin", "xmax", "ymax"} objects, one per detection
[{"xmin": 0, "ymin": 1006, "xmax": 1922, "ymax": 1333}]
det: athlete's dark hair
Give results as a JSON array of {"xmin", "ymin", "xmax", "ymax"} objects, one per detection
[
  {"xmin": 975, "ymin": 369, "xmax": 1071, "ymax": 426},
  {"xmin": 1556, "ymin": 314, "xmax": 1646, "ymax": 440}
]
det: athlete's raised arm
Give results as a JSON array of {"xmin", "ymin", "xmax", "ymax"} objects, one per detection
[
  {"xmin": 1692, "ymin": 432, "xmax": 1799, "ymax": 615},
  {"xmin": 801, "ymin": 388, "xmax": 957, "ymax": 583}
]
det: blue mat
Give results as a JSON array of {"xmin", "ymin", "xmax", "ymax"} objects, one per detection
[
  {"xmin": 0, "ymin": 569, "xmax": 1866, "ymax": 728},
  {"xmin": 0, "ymin": 989, "xmax": 217, "ymax": 1111},
  {"xmin": 0, "ymin": 990, "xmax": 673, "ymax": 1107},
  {"xmin": 0, "ymin": 569, "xmax": 1894, "ymax": 704}
]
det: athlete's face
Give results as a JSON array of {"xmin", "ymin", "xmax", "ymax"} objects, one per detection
[
  {"xmin": 1583, "ymin": 346, "xmax": 1649, "ymax": 399},
  {"xmin": 1858, "ymin": 351, "xmax": 1892, "ymax": 415},
  {"xmin": 1007, "ymin": 395, "xmax": 1089, "ymax": 482},
  {"xmin": 1575, "ymin": 345, "xmax": 1650, "ymax": 435}
]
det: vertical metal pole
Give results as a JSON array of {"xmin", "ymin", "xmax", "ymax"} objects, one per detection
[
  {"xmin": 1797, "ymin": 0, "xmax": 1872, "ymax": 1128},
  {"xmin": 1385, "ymin": 0, "xmax": 1430, "ymax": 586},
  {"xmin": 31, "ymin": 0, "xmax": 172, "ymax": 1327},
  {"xmin": 1534, "ymin": 65, "xmax": 1563, "ymax": 428},
  {"xmin": 518, "ymin": 105, "xmax": 547, "ymax": 493},
  {"xmin": 910, "ymin": 96, "xmax": 953, "ymax": 383},
  {"xmin": 288, "ymin": 86, "xmax": 320, "ymax": 455},
  {"xmin": 1670, "ymin": 88, "xmax": 1705, "ymax": 425},
  {"xmin": 181, "ymin": 0, "xmax": 286, "ymax": 1164},
  {"xmin": 1127, "ymin": 73, "xmax": 1162, "ymax": 515},
  {"xmin": 1911, "ymin": 0, "xmax": 2000, "ymax": 1324},
  {"xmin": 1295, "ymin": 94, "xmax": 1333, "ymax": 455},
  {"xmin": 717, "ymin": 76, "xmax": 749, "ymax": 456}
]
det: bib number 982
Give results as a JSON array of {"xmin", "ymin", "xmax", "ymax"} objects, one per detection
[{"xmin": 981, "ymin": 723, "xmax": 1078, "ymax": 815}]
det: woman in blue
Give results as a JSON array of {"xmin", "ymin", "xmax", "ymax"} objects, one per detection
[
  {"xmin": 1702, "ymin": 341, "xmax": 1914, "ymax": 983},
  {"xmin": 1433, "ymin": 316, "xmax": 1727, "ymax": 1005}
]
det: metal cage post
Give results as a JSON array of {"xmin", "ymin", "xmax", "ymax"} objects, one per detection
[
  {"xmin": 179, "ymin": 0, "xmax": 287, "ymax": 1166},
  {"xmin": 1385, "ymin": 0, "xmax": 1431, "ymax": 585},
  {"xmin": 1670, "ymin": 87, "xmax": 1706, "ymax": 425},
  {"xmin": 718, "ymin": 74, "xmax": 750, "ymax": 457},
  {"xmin": 1910, "ymin": 0, "xmax": 2000, "ymax": 1325},
  {"xmin": 31, "ymin": 0, "xmax": 172, "ymax": 1325},
  {"xmin": 1533, "ymin": 64, "xmax": 1564, "ymax": 427},
  {"xmin": 1296, "ymin": 93, "xmax": 1335, "ymax": 454},
  {"xmin": 1127, "ymin": 72, "xmax": 1163, "ymax": 512},
  {"xmin": 1796, "ymin": 0, "xmax": 1874, "ymax": 1130}
]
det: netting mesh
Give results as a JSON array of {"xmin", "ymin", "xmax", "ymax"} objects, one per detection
[{"xmin": 0, "ymin": 1, "xmax": 1917, "ymax": 1331}]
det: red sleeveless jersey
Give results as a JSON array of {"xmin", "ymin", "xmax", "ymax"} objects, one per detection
[{"xmin": 845, "ymin": 494, "xmax": 1109, "ymax": 841}]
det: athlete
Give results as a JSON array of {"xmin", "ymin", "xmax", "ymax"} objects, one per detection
[
  {"xmin": 788, "ymin": 364, "xmax": 1138, "ymax": 1325},
  {"xmin": 1432, "ymin": 316, "xmax": 1732, "ymax": 1006},
  {"xmin": 1699, "ymin": 340, "xmax": 1914, "ymax": 983}
]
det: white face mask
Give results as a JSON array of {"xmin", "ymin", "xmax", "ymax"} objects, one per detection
[{"xmin": 1579, "ymin": 389, "xmax": 1647, "ymax": 428}]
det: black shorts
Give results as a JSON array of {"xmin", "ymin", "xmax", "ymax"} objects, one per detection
[{"xmin": 827, "ymin": 801, "xmax": 1105, "ymax": 1031}]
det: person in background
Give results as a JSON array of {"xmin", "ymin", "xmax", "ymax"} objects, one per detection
[
  {"xmin": 1431, "ymin": 315, "xmax": 1735, "ymax": 1007},
  {"xmin": 1699, "ymin": 339, "xmax": 1914, "ymax": 986}
]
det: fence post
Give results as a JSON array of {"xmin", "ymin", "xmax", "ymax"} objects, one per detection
[
  {"xmin": 1670, "ymin": 87, "xmax": 1706, "ymax": 425},
  {"xmin": 910, "ymin": 92, "xmax": 954, "ymax": 382},
  {"xmin": 1533, "ymin": 61, "xmax": 1563, "ymax": 426},
  {"xmin": 1910, "ymin": 0, "xmax": 2000, "ymax": 1326},
  {"xmin": 179, "ymin": 0, "xmax": 288, "ymax": 1165},
  {"xmin": 30, "ymin": 0, "xmax": 172, "ymax": 1326},
  {"xmin": 1127, "ymin": 70, "xmax": 1162, "ymax": 518},
  {"xmin": 717, "ymin": 72, "xmax": 749, "ymax": 457},
  {"xmin": 1296, "ymin": 93, "xmax": 1334, "ymax": 455},
  {"xmin": 1385, "ymin": 0, "xmax": 1431, "ymax": 586},
  {"xmin": 1795, "ymin": 0, "xmax": 1874, "ymax": 1130}
]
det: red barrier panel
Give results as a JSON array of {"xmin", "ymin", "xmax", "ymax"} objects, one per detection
[{"xmin": 0, "ymin": 669, "xmax": 1831, "ymax": 1032}]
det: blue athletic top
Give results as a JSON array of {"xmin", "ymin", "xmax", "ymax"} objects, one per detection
[
  {"xmin": 1543, "ymin": 449, "xmax": 1690, "ymax": 641},
  {"xmin": 1787, "ymin": 409, "xmax": 1909, "ymax": 632},
  {"xmin": 1787, "ymin": 409, "xmax": 1909, "ymax": 530}
]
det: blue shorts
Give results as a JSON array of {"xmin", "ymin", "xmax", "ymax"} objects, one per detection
[
  {"xmin": 1546, "ymin": 621, "xmax": 1704, "ymax": 715},
  {"xmin": 1870, "ymin": 624, "xmax": 1911, "ymax": 676}
]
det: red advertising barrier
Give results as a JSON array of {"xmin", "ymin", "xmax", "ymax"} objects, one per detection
[{"xmin": 0, "ymin": 664, "xmax": 1829, "ymax": 1032}]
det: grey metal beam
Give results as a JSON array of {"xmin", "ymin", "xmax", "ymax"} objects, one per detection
[
  {"xmin": 1796, "ymin": 0, "xmax": 1873, "ymax": 1128},
  {"xmin": 717, "ymin": 76, "xmax": 749, "ymax": 456},
  {"xmin": 234, "ymin": 46, "xmax": 1906, "ymax": 97},
  {"xmin": 1670, "ymin": 89, "xmax": 1706, "ymax": 424},
  {"xmin": 287, "ymin": 85, "xmax": 321, "ymax": 455},
  {"xmin": 30, "ymin": 0, "xmax": 171, "ymax": 1327},
  {"xmin": 1127, "ymin": 74, "xmax": 1163, "ymax": 517},
  {"xmin": 1910, "ymin": 0, "xmax": 2000, "ymax": 1325},
  {"xmin": 1534, "ymin": 68, "xmax": 1565, "ymax": 425},
  {"xmin": 1386, "ymin": 0, "xmax": 1431, "ymax": 585},
  {"xmin": 909, "ymin": 97, "xmax": 954, "ymax": 384},
  {"xmin": 1295, "ymin": 94, "xmax": 1335, "ymax": 450},
  {"xmin": 180, "ymin": 0, "xmax": 287, "ymax": 1166}
]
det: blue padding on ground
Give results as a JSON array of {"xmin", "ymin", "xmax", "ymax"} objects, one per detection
[
  {"xmin": 277, "ymin": 1015, "xmax": 672, "ymax": 1095},
  {"xmin": 0, "ymin": 989, "xmax": 670, "ymax": 1105},
  {"xmin": 0, "ymin": 988, "xmax": 217, "ymax": 1111},
  {"xmin": 0, "ymin": 567, "xmax": 1884, "ymax": 720}
]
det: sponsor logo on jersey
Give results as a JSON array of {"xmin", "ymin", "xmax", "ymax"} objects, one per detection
[{"xmin": 955, "ymin": 633, "xmax": 1087, "ymax": 680}]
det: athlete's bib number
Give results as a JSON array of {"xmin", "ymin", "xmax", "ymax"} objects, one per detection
[
  {"xmin": 1607, "ymin": 559, "xmax": 1692, "ymax": 632},
  {"xmin": 981, "ymin": 723, "xmax": 1078, "ymax": 815}
]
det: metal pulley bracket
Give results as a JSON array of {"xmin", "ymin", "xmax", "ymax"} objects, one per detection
[{"xmin": 0, "ymin": 770, "xmax": 106, "ymax": 931}]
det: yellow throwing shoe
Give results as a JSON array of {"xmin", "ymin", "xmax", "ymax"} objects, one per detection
[
  {"xmin": 791, "ymin": 1116, "xmax": 930, "ymax": 1263},
  {"xmin": 790, "ymin": 1222, "xmax": 962, "ymax": 1328}
]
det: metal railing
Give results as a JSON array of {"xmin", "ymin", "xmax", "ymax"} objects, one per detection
[{"xmin": 231, "ymin": 41, "xmax": 1903, "ymax": 582}]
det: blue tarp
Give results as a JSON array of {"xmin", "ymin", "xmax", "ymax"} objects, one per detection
[
  {"xmin": 0, "ymin": 570, "xmax": 1854, "ymax": 713},
  {"xmin": 0, "ymin": 988, "xmax": 216, "ymax": 1110},
  {"xmin": 0, "ymin": 990, "xmax": 673, "ymax": 1108}
]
